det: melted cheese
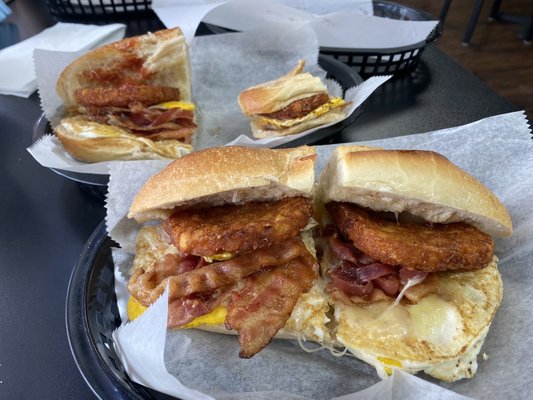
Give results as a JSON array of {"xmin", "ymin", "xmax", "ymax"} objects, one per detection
[
  {"xmin": 258, "ymin": 97, "xmax": 347, "ymax": 128},
  {"xmin": 182, "ymin": 306, "xmax": 227, "ymax": 328},
  {"xmin": 127, "ymin": 295, "xmax": 227, "ymax": 328},
  {"xmin": 203, "ymin": 252, "xmax": 234, "ymax": 263},
  {"xmin": 151, "ymin": 100, "xmax": 195, "ymax": 111},
  {"xmin": 127, "ymin": 296, "xmax": 147, "ymax": 321}
]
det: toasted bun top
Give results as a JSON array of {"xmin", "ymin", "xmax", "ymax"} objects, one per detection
[
  {"xmin": 319, "ymin": 146, "xmax": 513, "ymax": 237},
  {"xmin": 238, "ymin": 60, "xmax": 328, "ymax": 115},
  {"xmin": 129, "ymin": 146, "xmax": 316, "ymax": 222},
  {"xmin": 57, "ymin": 28, "xmax": 191, "ymax": 107}
]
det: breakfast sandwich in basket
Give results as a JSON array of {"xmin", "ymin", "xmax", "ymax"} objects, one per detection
[
  {"xmin": 126, "ymin": 146, "xmax": 331, "ymax": 358},
  {"xmin": 121, "ymin": 143, "xmax": 512, "ymax": 382},
  {"xmin": 315, "ymin": 145, "xmax": 512, "ymax": 381},
  {"xmin": 238, "ymin": 60, "xmax": 350, "ymax": 139},
  {"xmin": 54, "ymin": 27, "xmax": 196, "ymax": 162}
]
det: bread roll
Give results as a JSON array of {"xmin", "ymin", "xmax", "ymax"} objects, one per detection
[
  {"xmin": 128, "ymin": 146, "xmax": 317, "ymax": 222},
  {"xmin": 318, "ymin": 146, "xmax": 513, "ymax": 237},
  {"xmin": 313, "ymin": 145, "xmax": 512, "ymax": 381},
  {"xmin": 238, "ymin": 61, "xmax": 326, "ymax": 115},
  {"xmin": 54, "ymin": 27, "xmax": 195, "ymax": 163},
  {"xmin": 57, "ymin": 27, "xmax": 191, "ymax": 107}
]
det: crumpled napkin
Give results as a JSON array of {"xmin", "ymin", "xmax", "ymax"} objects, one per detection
[{"xmin": 0, "ymin": 22, "xmax": 125, "ymax": 97}]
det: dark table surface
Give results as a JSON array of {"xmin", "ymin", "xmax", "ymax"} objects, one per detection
[{"xmin": 0, "ymin": 1, "xmax": 518, "ymax": 399}]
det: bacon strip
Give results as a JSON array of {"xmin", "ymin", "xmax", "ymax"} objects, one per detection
[
  {"xmin": 328, "ymin": 235, "xmax": 358, "ymax": 263},
  {"xmin": 329, "ymin": 260, "xmax": 396, "ymax": 297},
  {"xmin": 129, "ymin": 238, "xmax": 311, "ymax": 306},
  {"xmin": 129, "ymin": 253, "xmax": 204, "ymax": 307},
  {"xmin": 225, "ymin": 256, "xmax": 318, "ymax": 358},
  {"xmin": 168, "ymin": 285, "xmax": 234, "ymax": 328},
  {"xmin": 82, "ymin": 102, "xmax": 196, "ymax": 142}
]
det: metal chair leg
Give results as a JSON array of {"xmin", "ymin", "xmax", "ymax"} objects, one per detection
[
  {"xmin": 440, "ymin": 0, "xmax": 453, "ymax": 25},
  {"xmin": 489, "ymin": 0, "xmax": 503, "ymax": 20},
  {"xmin": 523, "ymin": 15, "xmax": 533, "ymax": 43},
  {"xmin": 463, "ymin": 0, "xmax": 486, "ymax": 46}
]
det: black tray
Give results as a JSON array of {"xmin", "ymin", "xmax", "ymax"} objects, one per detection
[
  {"xmin": 32, "ymin": 54, "xmax": 363, "ymax": 185},
  {"xmin": 66, "ymin": 220, "xmax": 168, "ymax": 399}
]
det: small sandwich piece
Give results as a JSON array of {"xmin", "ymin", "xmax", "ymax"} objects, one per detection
[
  {"xmin": 54, "ymin": 28, "xmax": 196, "ymax": 162},
  {"xmin": 317, "ymin": 146, "xmax": 512, "ymax": 381},
  {"xmin": 238, "ymin": 60, "xmax": 350, "ymax": 138},
  {"xmin": 126, "ymin": 146, "xmax": 330, "ymax": 358}
]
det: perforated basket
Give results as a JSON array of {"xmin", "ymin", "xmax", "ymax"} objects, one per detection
[
  {"xmin": 320, "ymin": 1, "xmax": 442, "ymax": 77},
  {"xmin": 46, "ymin": 0, "xmax": 153, "ymax": 19}
]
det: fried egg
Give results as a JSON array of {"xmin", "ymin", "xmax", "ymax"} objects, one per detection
[{"xmin": 332, "ymin": 257, "xmax": 502, "ymax": 381}]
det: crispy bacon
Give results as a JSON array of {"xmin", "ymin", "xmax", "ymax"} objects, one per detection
[
  {"xmin": 81, "ymin": 102, "xmax": 196, "ymax": 142},
  {"xmin": 129, "ymin": 238, "xmax": 312, "ymax": 306},
  {"xmin": 129, "ymin": 253, "xmax": 204, "ymax": 307},
  {"xmin": 328, "ymin": 235, "xmax": 358, "ymax": 263},
  {"xmin": 129, "ymin": 103, "xmax": 194, "ymax": 127},
  {"xmin": 168, "ymin": 285, "xmax": 234, "ymax": 328},
  {"xmin": 329, "ymin": 260, "xmax": 397, "ymax": 297},
  {"xmin": 225, "ymin": 256, "xmax": 318, "ymax": 358},
  {"xmin": 329, "ymin": 261, "xmax": 374, "ymax": 297},
  {"xmin": 374, "ymin": 274, "xmax": 401, "ymax": 297},
  {"xmin": 325, "ymin": 227, "xmax": 436, "ymax": 302}
]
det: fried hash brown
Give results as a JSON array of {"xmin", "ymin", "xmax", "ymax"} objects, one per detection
[
  {"xmin": 75, "ymin": 84, "xmax": 181, "ymax": 108},
  {"xmin": 164, "ymin": 197, "xmax": 313, "ymax": 257},
  {"xmin": 261, "ymin": 93, "xmax": 329, "ymax": 120},
  {"xmin": 327, "ymin": 202, "xmax": 494, "ymax": 272}
]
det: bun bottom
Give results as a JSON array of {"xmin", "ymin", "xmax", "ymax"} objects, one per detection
[
  {"xmin": 55, "ymin": 116, "xmax": 192, "ymax": 163},
  {"xmin": 251, "ymin": 108, "xmax": 346, "ymax": 139}
]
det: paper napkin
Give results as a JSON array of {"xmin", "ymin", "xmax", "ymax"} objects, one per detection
[{"xmin": 0, "ymin": 22, "xmax": 125, "ymax": 97}]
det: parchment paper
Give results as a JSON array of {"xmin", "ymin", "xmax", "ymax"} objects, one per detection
[
  {"xmin": 27, "ymin": 24, "xmax": 390, "ymax": 174},
  {"xmin": 153, "ymin": 0, "xmax": 437, "ymax": 49},
  {"xmin": 106, "ymin": 111, "xmax": 533, "ymax": 399}
]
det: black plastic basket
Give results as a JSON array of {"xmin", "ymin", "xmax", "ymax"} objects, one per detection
[
  {"xmin": 46, "ymin": 0, "xmax": 153, "ymax": 19},
  {"xmin": 204, "ymin": 1, "xmax": 441, "ymax": 78},
  {"xmin": 320, "ymin": 1, "xmax": 442, "ymax": 77}
]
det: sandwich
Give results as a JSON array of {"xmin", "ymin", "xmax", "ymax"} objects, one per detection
[
  {"xmin": 238, "ymin": 60, "xmax": 350, "ymax": 139},
  {"xmin": 54, "ymin": 27, "xmax": 196, "ymax": 163},
  {"xmin": 316, "ymin": 145, "xmax": 513, "ymax": 381},
  {"xmin": 125, "ymin": 146, "xmax": 330, "ymax": 358}
]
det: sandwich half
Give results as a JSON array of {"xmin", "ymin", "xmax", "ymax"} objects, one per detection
[
  {"xmin": 126, "ymin": 146, "xmax": 330, "ymax": 357},
  {"xmin": 54, "ymin": 27, "xmax": 195, "ymax": 162},
  {"xmin": 316, "ymin": 145, "xmax": 512, "ymax": 381},
  {"xmin": 238, "ymin": 60, "xmax": 350, "ymax": 138}
]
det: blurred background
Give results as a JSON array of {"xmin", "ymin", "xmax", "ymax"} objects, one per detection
[
  {"xmin": 403, "ymin": 0, "xmax": 533, "ymax": 119},
  {"xmin": 2, "ymin": 0, "xmax": 532, "ymax": 118}
]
